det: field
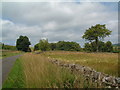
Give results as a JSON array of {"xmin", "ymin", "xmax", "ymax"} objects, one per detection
[
  {"xmin": 3, "ymin": 51, "xmax": 119, "ymax": 88},
  {"xmin": 0, "ymin": 50, "xmax": 22, "ymax": 59},
  {"xmin": 43, "ymin": 51, "xmax": 118, "ymax": 77},
  {"xmin": 3, "ymin": 53, "xmax": 105, "ymax": 88}
]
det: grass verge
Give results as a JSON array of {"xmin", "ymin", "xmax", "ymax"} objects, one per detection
[{"xmin": 2, "ymin": 58, "xmax": 25, "ymax": 88}]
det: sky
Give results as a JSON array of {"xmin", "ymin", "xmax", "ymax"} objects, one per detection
[{"xmin": 1, "ymin": 1, "xmax": 119, "ymax": 47}]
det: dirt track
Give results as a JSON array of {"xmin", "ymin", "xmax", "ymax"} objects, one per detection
[{"xmin": 2, "ymin": 55, "xmax": 22, "ymax": 84}]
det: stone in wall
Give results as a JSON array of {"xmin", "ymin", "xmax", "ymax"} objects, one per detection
[{"xmin": 49, "ymin": 59, "xmax": 120, "ymax": 88}]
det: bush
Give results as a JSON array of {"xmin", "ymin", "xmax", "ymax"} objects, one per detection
[{"xmin": 39, "ymin": 39, "xmax": 50, "ymax": 51}]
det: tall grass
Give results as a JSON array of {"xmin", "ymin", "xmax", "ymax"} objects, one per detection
[
  {"xmin": 3, "ymin": 52, "xmax": 106, "ymax": 88},
  {"xmin": 43, "ymin": 51, "xmax": 118, "ymax": 77},
  {"xmin": 21, "ymin": 53, "xmax": 102, "ymax": 88}
]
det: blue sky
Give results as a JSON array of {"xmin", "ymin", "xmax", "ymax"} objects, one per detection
[{"xmin": 1, "ymin": 1, "xmax": 119, "ymax": 47}]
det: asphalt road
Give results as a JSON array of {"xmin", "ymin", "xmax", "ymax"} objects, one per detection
[{"xmin": 2, "ymin": 54, "xmax": 22, "ymax": 84}]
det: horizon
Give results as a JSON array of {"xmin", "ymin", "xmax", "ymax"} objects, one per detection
[{"xmin": 1, "ymin": 39, "xmax": 119, "ymax": 48}]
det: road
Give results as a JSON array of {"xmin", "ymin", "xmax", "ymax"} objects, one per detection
[{"xmin": 2, "ymin": 54, "xmax": 22, "ymax": 84}]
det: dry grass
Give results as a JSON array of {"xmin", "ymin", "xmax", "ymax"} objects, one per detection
[
  {"xmin": 43, "ymin": 51, "xmax": 118, "ymax": 77},
  {"xmin": 20, "ymin": 53, "xmax": 102, "ymax": 88}
]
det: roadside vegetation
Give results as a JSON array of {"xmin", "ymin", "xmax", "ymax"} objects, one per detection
[{"xmin": 2, "ymin": 58, "xmax": 25, "ymax": 88}]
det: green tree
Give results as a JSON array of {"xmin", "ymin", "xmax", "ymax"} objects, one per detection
[
  {"xmin": 91, "ymin": 41, "xmax": 105, "ymax": 52},
  {"xmin": 56, "ymin": 41, "xmax": 66, "ymax": 50},
  {"xmin": 39, "ymin": 39, "xmax": 50, "ymax": 51},
  {"xmin": 98, "ymin": 41, "xmax": 105, "ymax": 52},
  {"xmin": 84, "ymin": 41, "xmax": 113, "ymax": 52},
  {"xmin": 34, "ymin": 43, "xmax": 39, "ymax": 51},
  {"xmin": 56, "ymin": 41, "xmax": 81, "ymax": 51},
  {"xmin": 16, "ymin": 35, "xmax": 31, "ymax": 52},
  {"xmin": 82, "ymin": 24, "xmax": 112, "ymax": 52},
  {"xmin": 105, "ymin": 41, "xmax": 113, "ymax": 52},
  {"xmin": 84, "ymin": 43, "xmax": 92, "ymax": 52},
  {"xmin": 49, "ymin": 43, "xmax": 57, "ymax": 50},
  {"xmin": 0, "ymin": 43, "xmax": 4, "ymax": 49}
]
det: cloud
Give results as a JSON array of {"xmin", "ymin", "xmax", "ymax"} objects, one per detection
[
  {"xmin": 1, "ymin": 0, "xmax": 119, "ymax": 2},
  {"xmin": 2, "ymin": 2, "xmax": 118, "ymax": 47}
]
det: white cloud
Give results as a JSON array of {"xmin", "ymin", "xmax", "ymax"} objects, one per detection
[
  {"xmin": 1, "ymin": 0, "xmax": 119, "ymax": 2},
  {"xmin": 43, "ymin": 21, "xmax": 57, "ymax": 30},
  {"xmin": 2, "ymin": 2, "xmax": 118, "ymax": 47}
]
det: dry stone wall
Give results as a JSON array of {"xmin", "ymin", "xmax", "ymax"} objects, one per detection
[{"xmin": 49, "ymin": 59, "xmax": 120, "ymax": 88}]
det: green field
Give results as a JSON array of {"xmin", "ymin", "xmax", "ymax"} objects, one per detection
[{"xmin": 0, "ymin": 50, "xmax": 23, "ymax": 59}]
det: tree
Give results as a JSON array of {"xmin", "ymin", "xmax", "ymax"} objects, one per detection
[
  {"xmin": 56, "ymin": 41, "xmax": 81, "ymax": 51},
  {"xmin": 82, "ymin": 24, "xmax": 112, "ymax": 52},
  {"xmin": 84, "ymin": 43, "xmax": 92, "ymax": 52},
  {"xmin": 84, "ymin": 41, "xmax": 113, "ymax": 52},
  {"xmin": 49, "ymin": 43, "xmax": 57, "ymax": 50},
  {"xmin": 39, "ymin": 39, "xmax": 50, "ymax": 51},
  {"xmin": 16, "ymin": 35, "xmax": 31, "ymax": 52},
  {"xmin": 98, "ymin": 41, "xmax": 105, "ymax": 52},
  {"xmin": 105, "ymin": 41, "xmax": 113, "ymax": 52},
  {"xmin": 34, "ymin": 43, "xmax": 39, "ymax": 51},
  {"xmin": 0, "ymin": 43, "xmax": 4, "ymax": 49}
]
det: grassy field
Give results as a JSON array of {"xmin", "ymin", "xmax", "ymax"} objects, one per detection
[
  {"xmin": 43, "ymin": 51, "xmax": 118, "ymax": 77},
  {"xmin": 3, "ymin": 53, "xmax": 104, "ymax": 88},
  {"xmin": 0, "ymin": 50, "xmax": 23, "ymax": 59},
  {"xmin": 3, "ymin": 51, "xmax": 118, "ymax": 88}
]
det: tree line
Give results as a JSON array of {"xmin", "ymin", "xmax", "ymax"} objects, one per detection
[
  {"xmin": 34, "ymin": 40, "xmax": 81, "ymax": 51},
  {"xmin": 5, "ymin": 24, "xmax": 119, "ymax": 52},
  {"xmin": 33, "ymin": 24, "xmax": 113, "ymax": 52},
  {"xmin": 84, "ymin": 41, "xmax": 113, "ymax": 52}
]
